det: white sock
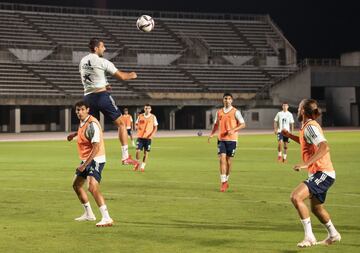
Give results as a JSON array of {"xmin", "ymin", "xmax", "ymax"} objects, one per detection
[
  {"xmin": 220, "ymin": 174, "xmax": 227, "ymax": 183},
  {"xmin": 283, "ymin": 154, "xmax": 287, "ymax": 159},
  {"xmin": 324, "ymin": 220, "xmax": 338, "ymax": 237},
  {"xmin": 301, "ymin": 218, "xmax": 315, "ymax": 239},
  {"xmin": 278, "ymin": 151, "xmax": 282, "ymax": 156},
  {"xmin": 141, "ymin": 163, "xmax": 146, "ymax": 169},
  {"xmin": 82, "ymin": 202, "xmax": 94, "ymax": 216},
  {"xmin": 121, "ymin": 145, "xmax": 129, "ymax": 160},
  {"xmin": 99, "ymin": 205, "xmax": 111, "ymax": 220},
  {"xmin": 226, "ymin": 175, "xmax": 229, "ymax": 181}
]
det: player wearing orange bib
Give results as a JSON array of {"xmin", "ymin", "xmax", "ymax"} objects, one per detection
[
  {"xmin": 208, "ymin": 93, "xmax": 246, "ymax": 192},
  {"xmin": 134, "ymin": 104, "xmax": 158, "ymax": 172},
  {"xmin": 282, "ymin": 99, "xmax": 341, "ymax": 247},
  {"xmin": 67, "ymin": 101, "xmax": 113, "ymax": 227},
  {"xmin": 120, "ymin": 108, "xmax": 135, "ymax": 147}
]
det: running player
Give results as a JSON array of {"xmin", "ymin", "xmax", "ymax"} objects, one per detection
[
  {"xmin": 274, "ymin": 102, "xmax": 294, "ymax": 162},
  {"xmin": 134, "ymin": 104, "xmax": 158, "ymax": 172},
  {"xmin": 282, "ymin": 99, "xmax": 341, "ymax": 247},
  {"xmin": 79, "ymin": 38, "xmax": 138, "ymax": 166},
  {"xmin": 68, "ymin": 101, "xmax": 113, "ymax": 227},
  {"xmin": 120, "ymin": 108, "xmax": 135, "ymax": 147},
  {"xmin": 208, "ymin": 93, "xmax": 246, "ymax": 192}
]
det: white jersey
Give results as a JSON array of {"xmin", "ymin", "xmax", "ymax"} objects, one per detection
[
  {"xmin": 274, "ymin": 111, "xmax": 294, "ymax": 132},
  {"xmin": 79, "ymin": 53, "xmax": 118, "ymax": 95}
]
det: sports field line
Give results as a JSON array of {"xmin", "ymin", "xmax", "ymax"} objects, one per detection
[{"xmin": 1, "ymin": 187, "xmax": 359, "ymax": 209}]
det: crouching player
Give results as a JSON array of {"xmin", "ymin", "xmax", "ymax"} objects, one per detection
[
  {"xmin": 67, "ymin": 101, "xmax": 113, "ymax": 227},
  {"xmin": 282, "ymin": 99, "xmax": 341, "ymax": 247}
]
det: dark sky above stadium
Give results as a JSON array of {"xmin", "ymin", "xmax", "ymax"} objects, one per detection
[{"xmin": 3, "ymin": 0, "xmax": 359, "ymax": 59}]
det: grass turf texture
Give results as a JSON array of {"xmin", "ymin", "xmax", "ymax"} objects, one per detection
[{"xmin": 0, "ymin": 131, "xmax": 359, "ymax": 252}]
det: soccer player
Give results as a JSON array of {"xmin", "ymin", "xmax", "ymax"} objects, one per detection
[
  {"xmin": 208, "ymin": 93, "xmax": 246, "ymax": 192},
  {"xmin": 134, "ymin": 104, "xmax": 158, "ymax": 172},
  {"xmin": 274, "ymin": 102, "xmax": 294, "ymax": 162},
  {"xmin": 67, "ymin": 101, "xmax": 113, "ymax": 227},
  {"xmin": 79, "ymin": 38, "xmax": 138, "ymax": 166},
  {"xmin": 282, "ymin": 99, "xmax": 341, "ymax": 247},
  {"xmin": 120, "ymin": 108, "xmax": 135, "ymax": 147}
]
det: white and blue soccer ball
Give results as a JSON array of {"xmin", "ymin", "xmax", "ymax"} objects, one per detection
[{"xmin": 136, "ymin": 15, "xmax": 155, "ymax": 32}]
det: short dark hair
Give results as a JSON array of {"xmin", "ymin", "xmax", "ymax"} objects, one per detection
[
  {"xmin": 123, "ymin": 107, "xmax": 128, "ymax": 111},
  {"xmin": 75, "ymin": 100, "xmax": 89, "ymax": 109},
  {"xmin": 89, "ymin": 38, "xmax": 104, "ymax": 52},
  {"xmin": 303, "ymin": 99, "xmax": 321, "ymax": 120},
  {"xmin": 144, "ymin": 104, "xmax": 151, "ymax": 107},
  {"xmin": 223, "ymin": 93, "xmax": 233, "ymax": 98},
  {"xmin": 282, "ymin": 102, "xmax": 288, "ymax": 105}
]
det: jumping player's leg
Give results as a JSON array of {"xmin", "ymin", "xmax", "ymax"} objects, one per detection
[
  {"xmin": 72, "ymin": 175, "xmax": 96, "ymax": 221},
  {"xmin": 311, "ymin": 196, "xmax": 341, "ymax": 245},
  {"xmin": 290, "ymin": 183, "xmax": 316, "ymax": 247}
]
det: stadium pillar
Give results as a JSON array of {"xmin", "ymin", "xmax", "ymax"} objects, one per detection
[
  {"xmin": 60, "ymin": 107, "xmax": 71, "ymax": 132},
  {"xmin": 9, "ymin": 106, "xmax": 21, "ymax": 133}
]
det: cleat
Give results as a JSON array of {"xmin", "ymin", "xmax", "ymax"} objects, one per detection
[
  {"xmin": 318, "ymin": 233, "xmax": 341, "ymax": 245},
  {"xmin": 140, "ymin": 168, "xmax": 145, "ymax": 172},
  {"xmin": 75, "ymin": 213, "xmax": 96, "ymax": 221},
  {"xmin": 122, "ymin": 155, "xmax": 139, "ymax": 166},
  {"xmin": 297, "ymin": 237, "xmax": 317, "ymax": 248},
  {"xmin": 96, "ymin": 218, "xmax": 114, "ymax": 227},
  {"xmin": 277, "ymin": 156, "xmax": 282, "ymax": 162},
  {"xmin": 220, "ymin": 182, "xmax": 229, "ymax": 192},
  {"xmin": 282, "ymin": 158, "xmax": 287, "ymax": 163},
  {"xmin": 133, "ymin": 162, "xmax": 140, "ymax": 171}
]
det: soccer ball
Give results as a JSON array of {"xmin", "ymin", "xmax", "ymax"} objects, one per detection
[{"xmin": 136, "ymin": 15, "xmax": 155, "ymax": 32}]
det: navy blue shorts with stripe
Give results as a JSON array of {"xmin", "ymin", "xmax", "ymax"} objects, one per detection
[
  {"xmin": 76, "ymin": 160, "xmax": 105, "ymax": 183},
  {"xmin": 84, "ymin": 91, "xmax": 122, "ymax": 121},
  {"xmin": 217, "ymin": 140, "xmax": 237, "ymax": 157},
  {"xmin": 304, "ymin": 171, "xmax": 335, "ymax": 203},
  {"xmin": 137, "ymin": 138, "xmax": 152, "ymax": 152}
]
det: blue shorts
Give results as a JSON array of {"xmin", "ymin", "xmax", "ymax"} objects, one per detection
[
  {"xmin": 277, "ymin": 133, "xmax": 289, "ymax": 143},
  {"xmin": 127, "ymin": 129, "xmax": 132, "ymax": 136},
  {"xmin": 76, "ymin": 160, "xmax": 105, "ymax": 183},
  {"xmin": 137, "ymin": 138, "xmax": 152, "ymax": 152},
  {"xmin": 217, "ymin": 140, "xmax": 237, "ymax": 157},
  {"xmin": 304, "ymin": 171, "xmax": 335, "ymax": 203},
  {"xmin": 84, "ymin": 91, "xmax": 122, "ymax": 122}
]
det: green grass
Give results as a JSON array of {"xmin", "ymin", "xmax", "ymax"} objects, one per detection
[{"xmin": 0, "ymin": 131, "xmax": 359, "ymax": 252}]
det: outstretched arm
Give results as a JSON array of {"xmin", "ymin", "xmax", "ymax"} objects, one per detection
[
  {"xmin": 113, "ymin": 70, "xmax": 137, "ymax": 81},
  {"xmin": 281, "ymin": 129, "xmax": 299, "ymax": 144},
  {"xmin": 67, "ymin": 132, "xmax": 78, "ymax": 141}
]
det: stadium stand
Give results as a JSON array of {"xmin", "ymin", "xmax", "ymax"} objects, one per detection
[{"xmin": 0, "ymin": 3, "xmax": 300, "ymax": 131}]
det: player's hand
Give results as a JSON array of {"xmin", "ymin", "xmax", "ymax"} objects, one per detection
[
  {"xmin": 227, "ymin": 129, "xmax": 235, "ymax": 135},
  {"xmin": 77, "ymin": 164, "xmax": 86, "ymax": 173},
  {"xmin": 293, "ymin": 163, "xmax": 308, "ymax": 171},
  {"xmin": 208, "ymin": 135, "xmax": 213, "ymax": 143},
  {"xmin": 274, "ymin": 130, "xmax": 278, "ymax": 135},
  {"xmin": 281, "ymin": 129, "xmax": 290, "ymax": 137},
  {"xmin": 67, "ymin": 133, "xmax": 76, "ymax": 141},
  {"xmin": 129, "ymin": 72, "xmax": 137, "ymax": 79},
  {"xmin": 106, "ymin": 85, "xmax": 112, "ymax": 91}
]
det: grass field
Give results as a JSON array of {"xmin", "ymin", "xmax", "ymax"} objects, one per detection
[{"xmin": 0, "ymin": 131, "xmax": 359, "ymax": 253}]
